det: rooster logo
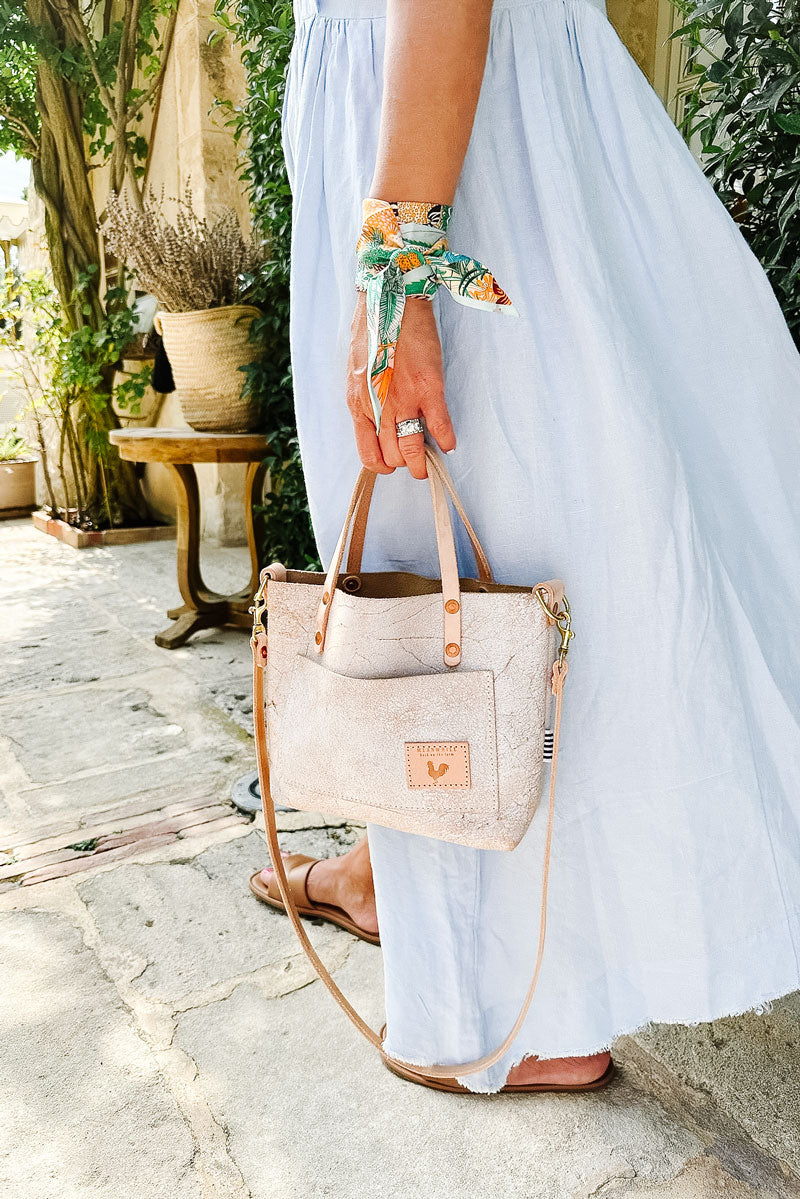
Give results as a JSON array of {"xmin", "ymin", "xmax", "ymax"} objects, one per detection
[{"xmin": 427, "ymin": 760, "xmax": 449, "ymax": 781}]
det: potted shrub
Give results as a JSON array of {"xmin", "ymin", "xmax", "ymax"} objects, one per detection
[
  {"xmin": 0, "ymin": 272, "xmax": 169, "ymax": 546},
  {"xmin": 0, "ymin": 427, "xmax": 37, "ymax": 516},
  {"xmin": 103, "ymin": 189, "xmax": 265, "ymax": 433}
]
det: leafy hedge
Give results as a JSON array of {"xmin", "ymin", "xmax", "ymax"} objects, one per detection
[
  {"xmin": 214, "ymin": 0, "xmax": 319, "ymax": 568},
  {"xmin": 674, "ymin": 0, "xmax": 800, "ymax": 344}
]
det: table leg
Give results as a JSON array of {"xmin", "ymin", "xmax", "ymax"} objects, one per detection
[
  {"xmin": 155, "ymin": 459, "xmax": 268, "ymax": 649},
  {"xmin": 168, "ymin": 464, "xmax": 227, "ymax": 609},
  {"xmin": 245, "ymin": 460, "xmax": 269, "ymax": 600},
  {"xmin": 155, "ymin": 609, "xmax": 223, "ymax": 650}
]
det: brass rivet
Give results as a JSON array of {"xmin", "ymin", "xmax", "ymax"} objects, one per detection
[
  {"xmin": 444, "ymin": 599, "xmax": 460, "ymax": 614},
  {"xmin": 445, "ymin": 643, "xmax": 460, "ymax": 657},
  {"xmin": 315, "ymin": 631, "xmax": 322, "ymax": 645},
  {"xmin": 323, "ymin": 591, "xmax": 330, "ymax": 604}
]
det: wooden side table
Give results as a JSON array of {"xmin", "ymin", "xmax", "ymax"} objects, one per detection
[{"xmin": 110, "ymin": 428, "xmax": 268, "ymax": 648}]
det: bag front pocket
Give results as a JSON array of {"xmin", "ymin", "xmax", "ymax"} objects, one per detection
[{"xmin": 270, "ymin": 654, "xmax": 500, "ymax": 839}]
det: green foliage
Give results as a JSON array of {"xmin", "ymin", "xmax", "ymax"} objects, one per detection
[
  {"xmin": 0, "ymin": 270, "xmax": 151, "ymax": 528},
  {"xmin": 0, "ymin": 6, "xmax": 38, "ymax": 157},
  {"xmin": 0, "ymin": 426, "xmax": 34, "ymax": 462},
  {"xmin": 80, "ymin": 0, "xmax": 178, "ymax": 171},
  {"xmin": 214, "ymin": 0, "xmax": 319, "ymax": 568},
  {"xmin": 0, "ymin": 2, "xmax": 177, "ymax": 528},
  {"xmin": 0, "ymin": 0, "xmax": 177, "ymax": 171},
  {"xmin": 66, "ymin": 838, "xmax": 98, "ymax": 852},
  {"xmin": 673, "ymin": 0, "xmax": 800, "ymax": 341}
]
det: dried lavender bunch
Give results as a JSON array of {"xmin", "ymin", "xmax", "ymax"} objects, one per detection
[{"xmin": 102, "ymin": 187, "xmax": 265, "ymax": 312}]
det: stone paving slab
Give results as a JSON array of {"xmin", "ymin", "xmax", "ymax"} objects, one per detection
[
  {"xmin": 0, "ymin": 908, "xmax": 200, "ymax": 1199},
  {"xmin": 4, "ymin": 677, "xmax": 193, "ymax": 783},
  {"xmin": 77, "ymin": 831, "xmax": 350, "ymax": 1006},
  {"xmin": 174, "ymin": 941, "xmax": 778, "ymax": 1199},
  {"xmin": 0, "ymin": 670, "xmax": 252, "ymax": 835},
  {"xmin": 3, "ymin": 590, "xmax": 158, "ymax": 694}
]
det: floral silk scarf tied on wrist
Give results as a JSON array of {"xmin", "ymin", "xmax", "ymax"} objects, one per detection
[{"xmin": 355, "ymin": 198, "xmax": 518, "ymax": 431}]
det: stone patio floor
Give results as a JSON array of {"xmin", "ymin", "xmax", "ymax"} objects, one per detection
[{"xmin": 1, "ymin": 515, "xmax": 798, "ymax": 1199}]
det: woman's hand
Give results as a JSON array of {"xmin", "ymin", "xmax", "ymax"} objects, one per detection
[{"xmin": 345, "ymin": 291, "xmax": 456, "ymax": 479}]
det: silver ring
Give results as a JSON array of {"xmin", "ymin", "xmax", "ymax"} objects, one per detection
[{"xmin": 395, "ymin": 417, "xmax": 425, "ymax": 438}]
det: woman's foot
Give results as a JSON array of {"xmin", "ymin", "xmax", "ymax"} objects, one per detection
[
  {"xmin": 260, "ymin": 846, "xmax": 610, "ymax": 1090},
  {"xmin": 505, "ymin": 1051, "xmax": 612, "ymax": 1088},
  {"xmin": 259, "ymin": 836, "xmax": 378, "ymax": 937}
]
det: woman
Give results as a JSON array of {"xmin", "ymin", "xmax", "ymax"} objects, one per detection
[{"xmin": 252, "ymin": 0, "xmax": 800, "ymax": 1093}]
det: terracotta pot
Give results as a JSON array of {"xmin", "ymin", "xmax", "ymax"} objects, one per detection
[
  {"xmin": 155, "ymin": 305, "xmax": 262, "ymax": 433},
  {"xmin": 0, "ymin": 459, "xmax": 36, "ymax": 514}
]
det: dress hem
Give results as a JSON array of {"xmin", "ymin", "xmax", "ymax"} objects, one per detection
[{"xmin": 381, "ymin": 975, "xmax": 799, "ymax": 1094}]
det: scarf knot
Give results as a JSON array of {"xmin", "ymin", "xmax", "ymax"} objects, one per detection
[{"xmin": 355, "ymin": 198, "xmax": 517, "ymax": 430}]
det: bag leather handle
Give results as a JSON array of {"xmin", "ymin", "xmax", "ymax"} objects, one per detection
[
  {"xmin": 252, "ymin": 628, "xmax": 568, "ymax": 1081},
  {"xmin": 315, "ymin": 446, "xmax": 469, "ymax": 667},
  {"xmin": 344, "ymin": 453, "xmax": 494, "ymax": 585}
]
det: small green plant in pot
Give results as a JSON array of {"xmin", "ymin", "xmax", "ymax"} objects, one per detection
[
  {"xmin": 1, "ymin": 271, "xmax": 152, "ymax": 530},
  {"xmin": 103, "ymin": 188, "xmax": 266, "ymax": 433},
  {"xmin": 0, "ymin": 427, "xmax": 37, "ymax": 516}
]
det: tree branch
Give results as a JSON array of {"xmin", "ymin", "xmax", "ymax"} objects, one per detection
[
  {"xmin": 0, "ymin": 104, "xmax": 39, "ymax": 155},
  {"xmin": 127, "ymin": 7, "xmax": 178, "ymax": 118},
  {"xmin": 46, "ymin": 0, "xmax": 116, "ymax": 120},
  {"xmin": 116, "ymin": 0, "xmax": 141, "ymax": 126}
]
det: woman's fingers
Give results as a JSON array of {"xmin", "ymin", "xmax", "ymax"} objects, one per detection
[
  {"xmin": 397, "ymin": 425, "xmax": 428, "ymax": 479},
  {"xmin": 377, "ymin": 409, "xmax": 406, "ymax": 470},
  {"xmin": 346, "ymin": 293, "xmax": 393, "ymax": 473},
  {"xmin": 420, "ymin": 390, "xmax": 457, "ymax": 454},
  {"xmin": 379, "ymin": 391, "xmax": 457, "ymax": 479},
  {"xmin": 351, "ymin": 408, "xmax": 394, "ymax": 473},
  {"xmin": 378, "ymin": 407, "xmax": 428, "ymax": 474},
  {"xmin": 346, "ymin": 292, "xmax": 455, "ymax": 476}
]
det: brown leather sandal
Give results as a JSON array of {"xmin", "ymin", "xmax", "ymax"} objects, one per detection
[
  {"xmin": 384, "ymin": 1056, "xmax": 616, "ymax": 1094},
  {"xmin": 249, "ymin": 854, "xmax": 381, "ymax": 947},
  {"xmin": 379, "ymin": 1027, "xmax": 615, "ymax": 1094}
]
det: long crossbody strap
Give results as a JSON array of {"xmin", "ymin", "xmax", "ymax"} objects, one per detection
[{"xmin": 252, "ymin": 631, "xmax": 567, "ymax": 1081}]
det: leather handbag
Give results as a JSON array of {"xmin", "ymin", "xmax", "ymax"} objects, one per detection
[{"xmin": 251, "ymin": 445, "xmax": 574, "ymax": 1080}]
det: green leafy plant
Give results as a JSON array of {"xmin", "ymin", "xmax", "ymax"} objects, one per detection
[
  {"xmin": 672, "ymin": 0, "xmax": 800, "ymax": 341},
  {"xmin": 1, "ymin": 270, "xmax": 153, "ymax": 528},
  {"xmin": 0, "ymin": 427, "xmax": 35, "ymax": 462},
  {"xmin": 0, "ymin": 2, "xmax": 178, "ymax": 527},
  {"xmin": 0, "ymin": 1, "xmax": 179, "ymax": 322},
  {"xmin": 213, "ymin": 0, "xmax": 319, "ymax": 568}
]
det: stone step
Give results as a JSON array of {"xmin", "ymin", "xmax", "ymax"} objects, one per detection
[
  {"xmin": 2, "ymin": 792, "xmax": 229, "ymax": 861},
  {"xmin": 0, "ymin": 807, "xmax": 249, "ymax": 890},
  {"xmin": 0, "ymin": 783, "xmax": 228, "ymax": 852}
]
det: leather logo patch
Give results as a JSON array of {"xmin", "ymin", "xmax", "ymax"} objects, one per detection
[{"xmin": 405, "ymin": 742, "xmax": 471, "ymax": 789}]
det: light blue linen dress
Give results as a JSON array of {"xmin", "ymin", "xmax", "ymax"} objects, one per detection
[{"xmin": 281, "ymin": 0, "xmax": 800, "ymax": 1091}]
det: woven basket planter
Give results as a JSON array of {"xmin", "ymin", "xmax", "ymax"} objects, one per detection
[{"xmin": 156, "ymin": 305, "xmax": 261, "ymax": 433}]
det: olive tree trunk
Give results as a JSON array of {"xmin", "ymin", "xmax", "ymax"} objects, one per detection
[{"xmin": 26, "ymin": 0, "xmax": 148, "ymax": 525}]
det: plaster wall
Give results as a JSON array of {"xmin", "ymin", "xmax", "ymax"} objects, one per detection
[
  {"xmin": 138, "ymin": 0, "xmax": 252, "ymax": 544},
  {"xmin": 94, "ymin": 0, "xmax": 253, "ymax": 545},
  {"xmin": 608, "ymin": 0, "xmax": 661, "ymax": 82}
]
